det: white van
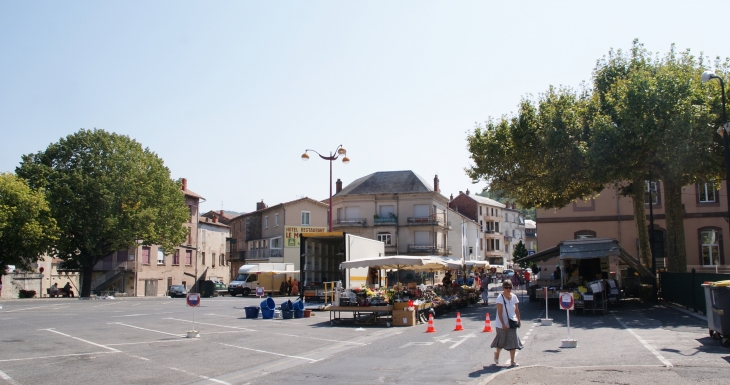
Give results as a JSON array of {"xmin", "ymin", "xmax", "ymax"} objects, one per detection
[
  {"xmin": 228, "ymin": 263, "xmax": 295, "ymax": 296},
  {"xmin": 227, "ymin": 265, "xmax": 260, "ymax": 296}
]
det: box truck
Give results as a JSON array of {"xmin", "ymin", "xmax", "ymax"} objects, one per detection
[{"xmin": 227, "ymin": 263, "xmax": 297, "ymax": 296}]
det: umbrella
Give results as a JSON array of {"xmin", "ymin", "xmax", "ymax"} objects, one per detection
[{"xmin": 340, "ymin": 255, "xmax": 447, "ymax": 271}]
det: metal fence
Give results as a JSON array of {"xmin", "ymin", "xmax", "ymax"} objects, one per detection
[{"xmin": 660, "ymin": 270, "xmax": 730, "ymax": 313}]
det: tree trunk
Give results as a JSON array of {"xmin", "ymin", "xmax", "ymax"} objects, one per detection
[
  {"xmin": 631, "ymin": 178, "xmax": 652, "ymax": 267},
  {"xmin": 81, "ymin": 263, "xmax": 94, "ymax": 298},
  {"xmin": 663, "ymin": 175, "xmax": 687, "ymax": 272}
]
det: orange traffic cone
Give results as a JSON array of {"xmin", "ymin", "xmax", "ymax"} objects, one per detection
[
  {"xmin": 482, "ymin": 313, "xmax": 493, "ymax": 332},
  {"xmin": 453, "ymin": 312, "xmax": 464, "ymax": 331},
  {"xmin": 425, "ymin": 313, "xmax": 436, "ymax": 333}
]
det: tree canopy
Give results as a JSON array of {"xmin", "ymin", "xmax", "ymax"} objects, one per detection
[
  {"xmin": 466, "ymin": 40, "xmax": 728, "ymax": 272},
  {"xmin": 16, "ymin": 129, "xmax": 190, "ymax": 296},
  {"xmin": 0, "ymin": 173, "xmax": 59, "ymax": 272}
]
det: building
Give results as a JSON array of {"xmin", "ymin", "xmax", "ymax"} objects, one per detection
[
  {"xmin": 447, "ymin": 208, "xmax": 481, "ymax": 262},
  {"xmin": 502, "ymin": 201, "xmax": 526, "ymax": 268},
  {"xmin": 525, "ymin": 219, "xmax": 537, "ymax": 252},
  {"xmin": 449, "ymin": 191, "xmax": 507, "ymax": 267},
  {"xmin": 201, "ymin": 210, "xmax": 238, "ymax": 226},
  {"xmin": 89, "ymin": 178, "xmax": 231, "ymax": 296},
  {"xmin": 536, "ymin": 180, "xmax": 728, "ymax": 273},
  {"xmin": 226, "ymin": 197, "xmax": 328, "ymax": 281},
  {"xmin": 331, "ymin": 171, "xmax": 452, "ymax": 257}
]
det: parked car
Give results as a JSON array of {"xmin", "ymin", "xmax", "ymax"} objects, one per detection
[
  {"xmin": 167, "ymin": 285, "xmax": 187, "ymax": 298},
  {"xmin": 503, "ymin": 269, "xmax": 515, "ymax": 277}
]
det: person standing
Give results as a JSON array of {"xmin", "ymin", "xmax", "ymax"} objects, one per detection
[
  {"xmin": 287, "ymin": 277, "xmax": 293, "ymax": 296},
  {"xmin": 291, "ymin": 278, "xmax": 299, "ymax": 296},
  {"xmin": 480, "ymin": 273, "xmax": 489, "ymax": 305},
  {"xmin": 491, "ymin": 280, "xmax": 523, "ymax": 367}
]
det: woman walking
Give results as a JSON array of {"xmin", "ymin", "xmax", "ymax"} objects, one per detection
[{"xmin": 491, "ymin": 280, "xmax": 523, "ymax": 367}]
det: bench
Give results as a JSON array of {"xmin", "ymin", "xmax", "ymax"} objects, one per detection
[{"xmin": 46, "ymin": 288, "xmax": 74, "ymax": 298}]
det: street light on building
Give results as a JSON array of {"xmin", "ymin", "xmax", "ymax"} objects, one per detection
[
  {"xmin": 301, "ymin": 145, "xmax": 350, "ymax": 231},
  {"xmin": 702, "ymin": 71, "xmax": 730, "ymax": 272}
]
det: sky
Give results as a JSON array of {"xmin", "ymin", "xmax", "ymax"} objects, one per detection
[{"xmin": 2, "ymin": 1, "xmax": 729, "ymax": 215}]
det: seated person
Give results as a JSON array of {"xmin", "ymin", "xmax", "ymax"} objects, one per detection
[
  {"xmin": 63, "ymin": 282, "xmax": 75, "ymax": 297},
  {"xmin": 49, "ymin": 283, "xmax": 60, "ymax": 297}
]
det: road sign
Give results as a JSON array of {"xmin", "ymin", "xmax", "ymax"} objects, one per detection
[
  {"xmin": 527, "ymin": 250, "xmax": 535, "ymax": 255},
  {"xmin": 186, "ymin": 293, "xmax": 201, "ymax": 307},
  {"xmin": 559, "ymin": 292, "xmax": 574, "ymax": 310},
  {"xmin": 256, "ymin": 287, "xmax": 265, "ymax": 297}
]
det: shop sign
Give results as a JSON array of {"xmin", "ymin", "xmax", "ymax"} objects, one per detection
[{"xmin": 285, "ymin": 226, "xmax": 326, "ymax": 247}]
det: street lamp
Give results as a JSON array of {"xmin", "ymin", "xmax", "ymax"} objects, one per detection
[
  {"xmin": 702, "ymin": 71, "xmax": 730, "ymax": 272},
  {"xmin": 301, "ymin": 145, "xmax": 350, "ymax": 231}
]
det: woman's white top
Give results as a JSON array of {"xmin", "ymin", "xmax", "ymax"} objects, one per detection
[{"xmin": 493, "ymin": 293, "xmax": 519, "ymax": 328}]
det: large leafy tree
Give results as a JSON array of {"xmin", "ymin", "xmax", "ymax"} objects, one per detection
[
  {"xmin": 467, "ymin": 41, "xmax": 725, "ymax": 273},
  {"xmin": 0, "ymin": 173, "xmax": 59, "ymax": 272},
  {"xmin": 16, "ymin": 129, "xmax": 190, "ymax": 297}
]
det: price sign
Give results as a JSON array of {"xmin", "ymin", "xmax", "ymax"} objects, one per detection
[
  {"xmin": 559, "ymin": 292, "xmax": 574, "ymax": 310},
  {"xmin": 186, "ymin": 293, "xmax": 201, "ymax": 307}
]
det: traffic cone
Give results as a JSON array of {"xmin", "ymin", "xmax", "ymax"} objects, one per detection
[
  {"xmin": 482, "ymin": 313, "xmax": 493, "ymax": 332},
  {"xmin": 425, "ymin": 313, "xmax": 436, "ymax": 333},
  {"xmin": 453, "ymin": 312, "xmax": 464, "ymax": 331}
]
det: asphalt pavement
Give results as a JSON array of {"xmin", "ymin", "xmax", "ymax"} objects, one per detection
[{"xmin": 1, "ymin": 290, "xmax": 729, "ymax": 385}]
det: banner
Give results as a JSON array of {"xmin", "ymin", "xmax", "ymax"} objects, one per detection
[{"xmin": 285, "ymin": 226, "xmax": 326, "ymax": 247}]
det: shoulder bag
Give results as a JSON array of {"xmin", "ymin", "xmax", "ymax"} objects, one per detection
[{"xmin": 502, "ymin": 295, "xmax": 520, "ymax": 329}]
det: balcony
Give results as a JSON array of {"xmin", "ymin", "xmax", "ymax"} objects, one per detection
[
  {"xmin": 407, "ymin": 244, "xmax": 452, "ymax": 255},
  {"xmin": 333, "ymin": 218, "xmax": 368, "ymax": 228},
  {"xmin": 245, "ymin": 248, "xmax": 282, "ymax": 260},
  {"xmin": 373, "ymin": 217, "xmax": 397, "ymax": 226},
  {"xmin": 406, "ymin": 214, "xmax": 450, "ymax": 228}
]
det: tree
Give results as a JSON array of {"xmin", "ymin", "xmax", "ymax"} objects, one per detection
[
  {"xmin": 16, "ymin": 129, "xmax": 190, "ymax": 297},
  {"xmin": 512, "ymin": 240, "xmax": 528, "ymax": 268},
  {"xmin": 467, "ymin": 41, "xmax": 724, "ymax": 273},
  {"xmin": 0, "ymin": 173, "xmax": 58, "ymax": 272}
]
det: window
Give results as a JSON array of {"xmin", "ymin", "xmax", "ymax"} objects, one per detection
[
  {"xmin": 495, "ymin": 222, "xmax": 500, "ymax": 232},
  {"xmin": 379, "ymin": 205, "xmax": 395, "ymax": 218},
  {"xmin": 479, "ymin": 220, "xmax": 483, "ymax": 231},
  {"xmin": 699, "ymin": 182, "xmax": 716, "ymax": 203},
  {"xmin": 701, "ymin": 229, "xmax": 722, "ymax": 266},
  {"xmin": 271, "ymin": 237, "xmax": 282, "ymax": 248},
  {"xmin": 377, "ymin": 232, "xmax": 392, "ymax": 245},
  {"xmin": 301, "ymin": 211, "xmax": 311, "ymax": 225},
  {"xmin": 142, "ymin": 246, "xmax": 151, "ymax": 265},
  {"xmin": 157, "ymin": 249, "xmax": 165, "ymax": 265},
  {"xmin": 495, "ymin": 239, "xmax": 500, "ymax": 251},
  {"xmin": 219, "ymin": 254, "xmax": 225, "ymax": 266},
  {"xmin": 201, "ymin": 252, "xmax": 206, "ymax": 265},
  {"xmin": 479, "ymin": 206, "xmax": 482, "ymax": 215},
  {"xmin": 479, "ymin": 238, "xmax": 483, "ymax": 250},
  {"xmin": 212, "ymin": 253, "xmax": 216, "ymax": 267},
  {"xmin": 264, "ymin": 216, "xmax": 268, "ymax": 229},
  {"xmin": 173, "ymin": 250, "xmax": 180, "ymax": 265},
  {"xmin": 274, "ymin": 213, "xmax": 279, "ymax": 227},
  {"xmin": 337, "ymin": 208, "xmax": 343, "ymax": 220},
  {"xmin": 645, "ymin": 180, "xmax": 660, "ymax": 205},
  {"xmin": 185, "ymin": 250, "xmax": 192, "ymax": 265}
]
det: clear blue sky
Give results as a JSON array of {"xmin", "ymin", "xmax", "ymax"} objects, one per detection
[{"xmin": 2, "ymin": 1, "xmax": 728, "ymax": 214}]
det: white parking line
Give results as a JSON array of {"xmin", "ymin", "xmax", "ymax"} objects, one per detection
[
  {"xmin": 43, "ymin": 328, "xmax": 120, "ymax": 352},
  {"xmin": 216, "ymin": 342, "xmax": 319, "ymax": 362},
  {"xmin": 107, "ymin": 339, "xmax": 192, "ymax": 346},
  {"xmin": 272, "ymin": 332, "xmax": 367, "ymax": 346},
  {"xmin": 614, "ymin": 316, "xmax": 673, "ymax": 367},
  {"xmin": 169, "ymin": 367, "xmax": 231, "ymax": 385},
  {"xmin": 163, "ymin": 318, "xmax": 256, "ymax": 331},
  {"xmin": 3, "ymin": 305, "xmax": 56, "ymax": 313},
  {"xmin": 109, "ymin": 322, "xmax": 187, "ymax": 337},
  {"xmin": 93, "ymin": 302, "xmax": 122, "ymax": 308},
  {"xmin": 0, "ymin": 369, "xmax": 21, "ymax": 385},
  {"xmin": 0, "ymin": 351, "xmax": 118, "ymax": 363},
  {"xmin": 110, "ymin": 312, "xmax": 173, "ymax": 318}
]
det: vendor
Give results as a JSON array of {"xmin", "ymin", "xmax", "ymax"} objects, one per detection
[
  {"xmin": 442, "ymin": 271, "xmax": 452, "ymax": 286},
  {"xmin": 553, "ymin": 266, "xmax": 561, "ymax": 280}
]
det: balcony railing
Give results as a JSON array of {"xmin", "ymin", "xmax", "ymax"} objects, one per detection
[
  {"xmin": 406, "ymin": 214, "xmax": 450, "ymax": 228},
  {"xmin": 245, "ymin": 248, "xmax": 283, "ymax": 260},
  {"xmin": 373, "ymin": 217, "xmax": 397, "ymax": 225},
  {"xmin": 333, "ymin": 218, "xmax": 368, "ymax": 227},
  {"xmin": 407, "ymin": 244, "xmax": 452, "ymax": 255}
]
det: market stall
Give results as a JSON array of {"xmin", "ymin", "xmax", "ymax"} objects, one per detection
[{"xmin": 516, "ymin": 238, "xmax": 654, "ymax": 313}]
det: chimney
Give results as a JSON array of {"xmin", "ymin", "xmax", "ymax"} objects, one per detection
[
  {"xmin": 505, "ymin": 201, "xmax": 509, "ymax": 208},
  {"xmin": 256, "ymin": 200, "xmax": 267, "ymax": 211},
  {"xmin": 433, "ymin": 175, "xmax": 440, "ymax": 193},
  {"xmin": 219, "ymin": 210, "xmax": 224, "ymax": 215},
  {"xmin": 182, "ymin": 178, "xmax": 187, "ymax": 191},
  {"xmin": 450, "ymin": 194, "xmax": 453, "ymax": 201},
  {"xmin": 336, "ymin": 178, "xmax": 343, "ymax": 193},
  {"xmin": 512, "ymin": 202, "xmax": 516, "ymax": 209},
  {"xmin": 213, "ymin": 216, "xmax": 218, "ymax": 223},
  {"xmin": 466, "ymin": 189, "xmax": 470, "ymax": 195}
]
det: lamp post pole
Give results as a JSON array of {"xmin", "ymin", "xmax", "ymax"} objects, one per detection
[{"xmin": 301, "ymin": 145, "xmax": 350, "ymax": 232}]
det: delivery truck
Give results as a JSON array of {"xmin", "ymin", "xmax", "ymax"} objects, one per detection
[{"xmin": 227, "ymin": 263, "xmax": 297, "ymax": 296}]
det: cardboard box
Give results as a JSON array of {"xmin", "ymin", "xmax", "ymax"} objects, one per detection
[
  {"xmin": 392, "ymin": 310, "xmax": 416, "ymax": 326},
  {"xmin": 394, "ymin": 302, "xmax": 410, "ymax": 311}
]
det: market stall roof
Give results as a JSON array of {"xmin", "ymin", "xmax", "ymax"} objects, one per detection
[
  {"xmin": 440, "ymin": 258, "xmax": 490, "ymax": 270},
  {"xmin": 515, "ymin": 238, "xmax": 654, "ymax": 279},
  {"xmin": 339, "ymin": 255, "xmax": 447, "ymax": 271}
]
